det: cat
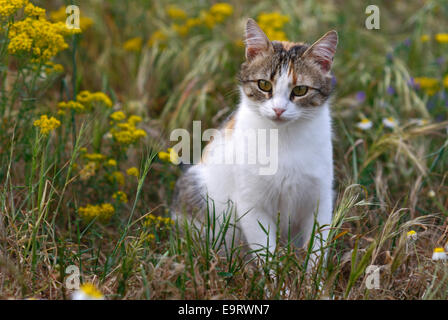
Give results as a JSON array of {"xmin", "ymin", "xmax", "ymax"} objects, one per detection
[{"xmin": 172, "ymin": 18, "xmax": 337, "ymax": 266}]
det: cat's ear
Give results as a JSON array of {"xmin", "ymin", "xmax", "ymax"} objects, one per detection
[
  {"xmin": 245, "ymin": 18, "xmax": 273, "ymax": 61},
  {"xmin": 303, "ymin": 30, "xmax": 338, "ymax": 73}
]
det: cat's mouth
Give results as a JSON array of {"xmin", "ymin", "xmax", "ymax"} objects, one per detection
[{"xmin": 270, "ymin": 116, "xmax": 289, "ymax": 124}]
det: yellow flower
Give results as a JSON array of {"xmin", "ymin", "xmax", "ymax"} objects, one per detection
[
  {"xmin": 210, "ymin": 3, "xmax": 233, "ymax": 16},
  {"xmin": 158, "ymin": 148, "xmax": 179, "ymax": 164},
  {"xmin": 8, "ymin": 16, "xmax": 73, "ymax": 63},
  {"xmin": 123, "ymin": 37, "xmax": 143, "ymax": 52},
  {"xmin": 199, "ymin": 10, "xmax": 216, "ymax": 28},
  {"xmin": 414, "ymin": 77, "xmax": 439, "ymax": 89},
  {"xmin": 126, "ymin": 167, "xmax": 139, "ymax": 177},
  {"xmin": 173, "ymin": 23, "xmax": 190, "ymax": 37},
  {"xmin": 257, "ymin": 12, "xmax": 290, "ymax": 41},
  {"xmin": 269, "ymin": 29, "xmax": 288, "ymax": 41},
  {"xmin": 6, "ymin": 3, "xmax": 79, "ymax": 62},
  {"xmin": 258, "ymin": 12, "xmax": 290, "ymax": 29},
  {"xmin": 435, "ymin": 33, "xmax": 448, "ymax": 43},
  {"xmin": 84, "ymin": 153, "xmax": 105, "ymax": 162},
  {"xmin": 110, "ymin": 116, "xmax": 146, "ymax": 146},
  {"xmin": 24, "ymin": 3, "xmax": 45, "ymax": 18},
  {"xmin": 72, "ymin": 283, "xmax": 104, "ymax": 300},
  {"xmin": 110, "ymin": 111, "xmax": 126, "ymax": 122},
  {"xmin": 111, "ymin": 128, "xmax": 146, "ymax": 145},
  {"xmin": 413, "ymin": 77, "xmax": 439, "ymax": 95},
  {"xmin": 8, "ymin": 32, "xmax": 33, "ymax": 54},
  {"xmin": 146, "ymin": 233, "xmax": 156, "ymax": 241},
  {"xmin": 444, "ymin": 75, "xmax": 448, "ymax": 88},
  {"xmin": 143, "ymin": 214, "xmax": 174, "ymax": 228},
  {"xmin": 128, "ymin": 115, "xmax": 142, "ymax": 125},
  {"xmin": 109, "ymin": 171, "xmax": 125, "ymax": 186},
  {"xmin": 420, "ymin": 34, "xmax": 430, "ymax": 42},
  {"xmin": 52, "ymin": 64, "xmax": 64, "ymax": 73},
  {"xmin": 79, "ymin": 162, "xmax": 97, "ymax": 181},
  {"xmin": 105, "ymin": 159, "xmax": 117, "ymax": 167},
  {"xmin": 112, "ymin": 191, "xmax": 128, "ymax": 204},
  {"xmin": 0, "ymin": 0, "xmax": 28, "ymax": 18},
  {"xmin": 158, "ymin": 151, "xmax": 170, "ymax": 162},
  {"xmin": 58, "ymin": 100, "xmax": 85, "ymax": 113},
  {"xmin": 164, "ymin": 2, "xmax": 233, "ymax": 38},
  {"xmin": 76, "ymin": 91, "xmax": 113, "ymax": 108},
  {"xmin": 185, "ymin": 17, "xmax": 202, "ymax": 29},
  {"xmin": 78, "ymin": 203, "xmax": 115, "ymax": 222},
  {"xmin": 166, "ymin": 5, "xmax": 187, "ymax": 20},
  {"xmin": 148, "ymin": 30, "xmax": 167, "ymax": 48},
  {"xmin": 165, "ymin": 217, "xmax": 175, "ymax": 226},
  {"xmin": 406, "ymin": 230, "xmax": 417, "ymax": 241},
  {"xmin": 209, "ymin": 3, "xmax": 233, "ymax": 23},
  {"xmin": 33, "ymin": 115, "xmax": 61, "ymax": 135},
  {"xmin": 45, "ymin": 61, "xmax": 64, "ymax": 74}
]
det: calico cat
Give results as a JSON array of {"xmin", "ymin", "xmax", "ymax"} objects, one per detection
[{"xmin": 172, "ymin": 18, "xmax": 337, "ymax": 265}]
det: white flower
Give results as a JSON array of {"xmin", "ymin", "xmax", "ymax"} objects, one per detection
[
  {"xmin": 72, "ymin": 283, "xmax": 104, "ymax": 300},
  {"xmin": 406, "ymin": 230, "xmax": 418, "ymax": 241},
  {"xmin": 432, "ymin": 247, "xmax": 447, "ymax": 261},
  {"xmin": 356, "ymin": 118, "xmax": 373, "ymax": 130},
  {"xmin": 427, "ymin": 190, "xmax": 436, "ymax": 198},
  {"xmin": 382, "ymin": 117, "xmax": 398, "ymax": 128}
]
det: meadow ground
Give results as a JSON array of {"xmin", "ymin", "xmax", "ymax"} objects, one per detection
[{"xmin": 0, "ymin": 0, "xmax": 448, "ymax": 300}]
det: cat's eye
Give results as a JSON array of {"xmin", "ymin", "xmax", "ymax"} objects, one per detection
[
  {"xmin": 291, "ymin": 85, "xmax": 309, "ymax": 97},
  {"xmin": 258, "ymin": 80, "xmax": 272, "ymax": 92}
]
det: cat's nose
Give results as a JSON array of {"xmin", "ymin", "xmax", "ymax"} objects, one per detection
[{"xmin": 273, "ymin": 108, "xmax": 286, "ymax": 117}]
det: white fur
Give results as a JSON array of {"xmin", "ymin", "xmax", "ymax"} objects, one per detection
[{"xmin": 185, "ymin": 71, "xmax": 333, "ymax": 262}]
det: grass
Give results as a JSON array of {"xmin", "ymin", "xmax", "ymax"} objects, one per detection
[{"xmin": 0, "ymin": 0, "xmax": 448, "ymax": 299}]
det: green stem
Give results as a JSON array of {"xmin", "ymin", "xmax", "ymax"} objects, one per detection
[{"xmin": 71, "ymin": 33, "xmax": 78, "ymax": 147}]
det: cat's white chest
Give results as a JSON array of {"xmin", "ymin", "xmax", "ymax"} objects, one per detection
[
  {"xmin": 230, "ymin": 105, "xmax": 333, "ymax": 229},
  {"xmin": 245, "ymin": 140, "xmax": 325, "ymax": 222}
]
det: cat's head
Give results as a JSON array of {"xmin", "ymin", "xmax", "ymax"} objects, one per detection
[{"xmin": 239, "ymin": 18, "xmax": 337, "ymax": 124}]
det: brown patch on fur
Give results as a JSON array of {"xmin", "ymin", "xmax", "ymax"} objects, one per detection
[
  {"xmin": 224, "ymin": 115, "xmax": 236, "ymax": 130},
  {"xmin": 200, "ymin": 137, "xmax": 214, "ymax": 164},
  {"xmin": 223, "ymin": 113, "xmax": 236, "ymax": 141},
  {"xmin": 279, "ymin": 41, "xmax": 295, "ymax": 51},
  {"xmin": 279, "ymin": 41, "xmax": 304, "ymax": 51},
  {"xmin": 200, "ymin": 141, "xmax": 212, "ymax": 164},
  {"xmin": 288, "ymin": 59, "xmax": 297, "ymax": 84},
  {"xmin": 200, "ymin": 114, "xmax": 236, "ymax": 164}
]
